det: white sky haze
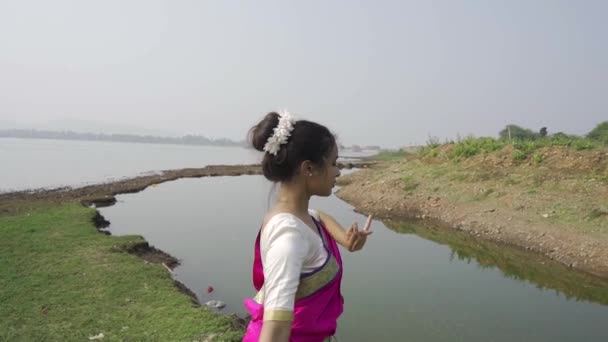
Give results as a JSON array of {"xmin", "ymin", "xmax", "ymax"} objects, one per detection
[{"xmin": 1, "ymin": 0, "xmax": 606, "ymax": 147}]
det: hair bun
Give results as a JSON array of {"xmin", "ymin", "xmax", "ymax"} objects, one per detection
[{"xmin": 249, "ymin": 112, "xmax": 280, "ymax": 152}]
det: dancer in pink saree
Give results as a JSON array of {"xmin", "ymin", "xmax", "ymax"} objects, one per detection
[
  {"xmin": 243, "ymin": 215, "xmax": 344, "ymax": 341},
  {"xmin": 244, "ymin": 111, "xmax": 372, "ymax": 342}
]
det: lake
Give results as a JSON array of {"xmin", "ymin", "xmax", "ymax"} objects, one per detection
[
  {"xmin": 100, "ymin": 176, "xmax": 608, "ymax": 342},
  {"xmin": 0, "ymin": 138, "xmax": 375, "ymax": 192},
  {"xmin": 0, "ymin": 138, "xmax": 260, "ymax": 192}
]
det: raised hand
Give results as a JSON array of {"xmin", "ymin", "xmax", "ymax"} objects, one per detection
[{"xmin": 345, "ymin": 214, "xmax": 373, "ymax": 252}]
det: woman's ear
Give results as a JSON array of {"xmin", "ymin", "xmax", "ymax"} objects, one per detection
[{"xmin": 300, "ymin": 160, "xmax": 314, "ymax": 177}]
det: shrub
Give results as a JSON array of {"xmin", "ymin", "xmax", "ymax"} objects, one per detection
[
  {"xmin": 512, "ymin": 149, "xmax": 528, "ymax": 161},
  {"xmin": 587, "ymin": 121, "xmax": 608, "ymax": 144},
  {"xmin": 499, "ymin": 124, "xmax": 539, "ymax": 141}
]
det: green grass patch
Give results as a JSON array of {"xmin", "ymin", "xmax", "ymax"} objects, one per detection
[
  {"xmin": 587, "ymin": 208, "xmax": 608, "ymax": 221},
  {"xmin": 419, "ymin": 146, "xmax": 439, "ymax": 158},
  {"xmin": 418, "ymin": 135, "xmax": 605, "ymax": 163},
  {"xmin": 0, "ymin": 203, "xmax": 242, "ymax": 341},
  {"xmin": 371, "ymin": 150, "xmax": 410, "ymax": 161},
  {"xmin": 427, "ymin": 166, "xmax": 450, "ymax": 179},
  {"xmin": 450, "ymin": 137, "xmax": 505, "ymax": 161},
  {"xmin": 401, "ymin": 175, "xmax": 420, "ymax": 193}
]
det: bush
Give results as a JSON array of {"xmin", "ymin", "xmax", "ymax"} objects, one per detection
[
  {"xmin": 450, "ymin": 137, "xmax": 505, "ymax": 161},
  {"xmin": 418, "ymin": 124, "xmax": 606, "ymax": 163},
  {"xmin": 420, "ymin": 147, "xmax": 439, "ymax": 158},
  {"xmin": 512, "ymin": 149, "xmax": 528, "ymax": 161},
  {"xmin": 499, "ymin": 124, "xmax": 539, "ymax": 141},
  {"xmin": 587, "ymin": 121, "xmax": 608, "ymax": 144},
  {"xmin": 572, "ymin": 139, "xmax": 597, "ymax": 150}
]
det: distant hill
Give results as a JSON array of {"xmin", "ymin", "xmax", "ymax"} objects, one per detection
[{"xmin": 0, "ymin": 129, "xmax": 245, "ymax": 147}]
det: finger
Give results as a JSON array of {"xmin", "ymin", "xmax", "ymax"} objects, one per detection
[
  {"xmin": 351, "ymin": 238, "xmax": 361, "ymax": 251},
  {"xmin": 352, "ymin": 238, "xmax": 361, "ymax": 250},
  {"xmin": 364, "ymin": 214, "xmax": 373, "ymax": 231}
]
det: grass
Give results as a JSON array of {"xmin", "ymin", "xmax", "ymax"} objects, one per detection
[
  {"xmin": 371, "ymin": 149, "xmax": 410, "ymax": 161},
  {"xmin": 588, "ymin": 208, "xmax": 608, "ymax": 221},
  {"xmin": 0, "ymin": 202, "xmax": 243, "ymax": 342},
  {"xmin": 401, "ymin": 175, "xmax": 420, "ymax": 193},
  {"xmin": 369, "ymin": 144, "xmax": 608, "ymax": 234},
  {"xmin": 419, "ymin": 135, "xmax": 604, "ymax": 163}
]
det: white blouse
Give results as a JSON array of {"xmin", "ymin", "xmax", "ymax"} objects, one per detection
[{"xmin": 260, "ymin": 209, "xmax": 328, "ymax": 316}]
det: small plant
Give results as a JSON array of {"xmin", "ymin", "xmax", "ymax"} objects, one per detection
[
  {"xmin": 512, "ymin": 149, "xmax": 528, "ymax": 162},
  {"xmin": 532, "ymin": 153, "xmax": 544, "ymax": 164},
  {"xmin": 572, "ymin": 139, "xmax": 596, "ymax": 150},
  {"xmin": 426, "ymin": 135, "xmax": 441, "ymax": 148},
  {"xmin": 450, "ymin": 137, "xmax": 505, "ymax": 161},
  {"xmin": 587, "ymin": 208, "xmax": 608, "ymax": 220},
  {"xmin": 401, "ymin": 175, "xmax": 420, "ymax": 192},
  {"xmin": 419, "ymin": 146, "xmax": 439, "ymax": 158}
]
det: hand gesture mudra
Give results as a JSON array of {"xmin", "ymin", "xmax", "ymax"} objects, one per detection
[{"xmin": 346, "ymin": 214, "xmax": 373, "ymax": 252}]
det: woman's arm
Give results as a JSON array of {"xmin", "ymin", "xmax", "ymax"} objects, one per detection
[
  {"xmin": 318, "ymin": 211, "xmax": 373, "ymax": 252},
  {"xmin": 260, "ymin": 320, "xmax": 291, "ymax": 342},
  {"xmin": 317, "ymin": 210, "xmax": 349, "ymax": 247}
]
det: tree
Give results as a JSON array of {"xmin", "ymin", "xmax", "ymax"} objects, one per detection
[
  {"xmin": 539, "ymin": 127, "xmax": 548, "ymax": 137},
  {"xmin": 587, "ymin": 121, "xmax": 608, "ymax": 144},
  {"xmin": 499, "ymin": 124, "xmax": 538, "ymax": 141}
]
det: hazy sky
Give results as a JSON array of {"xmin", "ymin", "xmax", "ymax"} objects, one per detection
[{"xmin": 1, "ymin": 0, "xmax": 606, "ymax": 147}]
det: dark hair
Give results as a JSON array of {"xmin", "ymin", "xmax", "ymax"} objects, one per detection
[{"xmin": 249, "ymin": 112, "xmax": 336, "ymax": 182}]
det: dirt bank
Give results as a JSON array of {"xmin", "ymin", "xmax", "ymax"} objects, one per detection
[
  {"xmin": 0, "ymin": 161, "xmax": 372, "ymax": 214},
  {"xmin": 336, "ymin": 147, "xmax": 608, "ymax": 279}
]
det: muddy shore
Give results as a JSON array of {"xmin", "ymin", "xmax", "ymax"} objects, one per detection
[
  {"xmin": 335, "ymin": 160, "xmax": 608, "ymax": 280},
  {"xmin": 0, "ymin": 161, "xmax": 367, "ymax": 211}
]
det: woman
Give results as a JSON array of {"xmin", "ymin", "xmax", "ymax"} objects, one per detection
[{"xmin": 243, "ymin": 110, "xmax": 373, "ymax": 342}]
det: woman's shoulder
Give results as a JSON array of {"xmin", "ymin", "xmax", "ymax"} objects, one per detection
[
  {"xmin": 307, "ymin": 208, "xmax": 320, "ymax": 221},
  {"xmin": 262, "ymin": 213, "xmax": 303, "ymax": 236},
  {"xmin": 262, "ymin": 209, "xmax": 319, "ymax": 228}
]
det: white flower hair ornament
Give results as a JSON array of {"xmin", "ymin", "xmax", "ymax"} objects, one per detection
[{"xmin": 263, "ymin": 110, "xmax": 296, "ymax": 155}]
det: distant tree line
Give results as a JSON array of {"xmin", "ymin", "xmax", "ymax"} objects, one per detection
[
  {"xmin": 498, "ymin": 121, "xmax": 608, "ymax": 144},
  {"xmin": 0, "ymin": 129, "xmax": 246, "ymax": 147}
]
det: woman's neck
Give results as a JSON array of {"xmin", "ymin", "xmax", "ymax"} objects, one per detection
[{"xmin": 275, "ymin": 180, "xmax": 310, "ymax": 216}]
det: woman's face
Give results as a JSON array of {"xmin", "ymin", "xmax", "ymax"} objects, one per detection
[{"xmin": 309, "ymin": 144, "xmax": 341, "ymax": 197}]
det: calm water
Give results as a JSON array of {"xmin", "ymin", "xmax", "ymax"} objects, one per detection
[
  {"xmin": 0, "ymin": 138, "xmax": 259, "ymax": 192},
  {"xmin": 100, "ymin": 176, "xmax": 608, "ymax": 342},
  {"xmin": 0, "ymin": 138, "xmax": 374, "ymax": 192}
]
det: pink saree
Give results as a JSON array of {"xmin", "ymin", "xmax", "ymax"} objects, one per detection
[{"xmin": 242, "ymin": 216, "xmax": 344, "ymax": 342}]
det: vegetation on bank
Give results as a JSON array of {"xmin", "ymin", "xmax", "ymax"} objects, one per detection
[
  {"xmin": 368, "ymin": 121, "xmax": 608, "ymax": 235},
  {"xmin": 0, "ymin": 129, "xmax": 244, "ymax": 147},
  {"xmin": 0, "ymin": 202, "xmax": 242, "ymax": 341},
  {"xmin": 420, "ymin": 121, "xmax": 608, "ymax": 163},
  {"xmin": 374, "ymin": 121, "xmax": 608, "ymax": 164}
]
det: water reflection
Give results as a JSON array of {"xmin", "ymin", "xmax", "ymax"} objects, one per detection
[{"xmin": 385, "ymin": 220, "xmax": 608, "ymax": 306}]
